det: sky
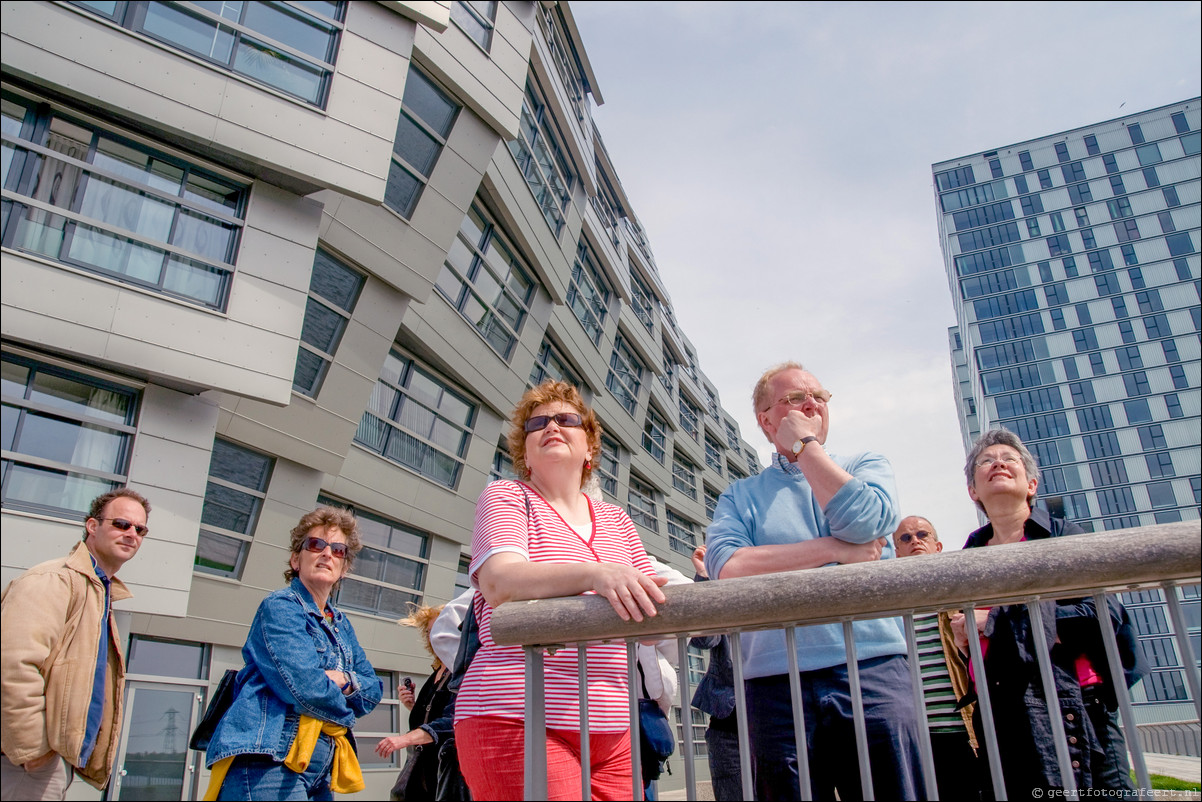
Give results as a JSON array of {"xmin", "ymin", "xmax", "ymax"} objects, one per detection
[{"xmin": 569, "ymin": 1, "xmax": 1202, "ymax": 545}]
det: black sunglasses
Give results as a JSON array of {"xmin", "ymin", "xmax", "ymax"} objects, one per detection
[
  {"xmin": 303, "ymin": 536, "xmax": 348, "ymax": 559},
  {"xmin": 524, "ymin": 412, "xmax": 583, "ymax": 433},
  {"xmin": 95, "ymin": 517, "xmax": 149, "ymax": 537},
  {"xmin": 898, "ymin": 531, "xmax": 933, "ymax": 544}
]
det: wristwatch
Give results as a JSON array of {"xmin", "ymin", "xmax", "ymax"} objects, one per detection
[{"xmin": 791, "ymin": 436, "xmax": 818, "ymax": 456}]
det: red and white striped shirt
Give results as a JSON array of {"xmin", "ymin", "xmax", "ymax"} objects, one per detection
[{"xmin": 454, "ymin": 480, "xmax": 655, "ymax": 731}]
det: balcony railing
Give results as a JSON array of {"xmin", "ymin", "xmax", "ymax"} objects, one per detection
[{"xmin": 491, "ymin": 522, "xmax": 1201, "ymax": 800}]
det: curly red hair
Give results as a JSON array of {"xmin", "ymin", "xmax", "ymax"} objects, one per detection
[{"xmin": 506, "ymin": 380, "xmax": 602, "ymax": 486}]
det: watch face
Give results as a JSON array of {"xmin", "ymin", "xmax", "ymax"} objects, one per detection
[{"xmin": 792, "ymin": 439, "xmax": 804, "ymax": 455}]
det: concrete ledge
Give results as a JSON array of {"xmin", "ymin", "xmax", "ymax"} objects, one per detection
[{"xmin": 490, "ymin": 521, "xmax": 1201, "ymax": 647}]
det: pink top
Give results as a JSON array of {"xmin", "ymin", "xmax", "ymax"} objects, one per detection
[{"xmin": 454, "ymin": 480, "xmax": 655, "ymax": 731}]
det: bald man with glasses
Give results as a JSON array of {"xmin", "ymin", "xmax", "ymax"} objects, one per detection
[{"xmin": 892, "ymin": 516, "xmax": 980, "ymax": 801}]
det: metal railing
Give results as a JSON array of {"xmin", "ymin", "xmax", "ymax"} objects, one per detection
[{"xmin": 491, "ymin": 521, "xmax": 1201, "ymax": 800}]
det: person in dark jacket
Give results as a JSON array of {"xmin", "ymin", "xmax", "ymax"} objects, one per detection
[
  {"xmin": 688, "ymin": 547, "xmax": 744, "ymax": 801},
  {"xmin": 951, "ymin": 429, "xmax": 1146, "ymax": 798},
  {"xmin": 377, "ymin": 604, "xmax": 458, "ymax": 801}
]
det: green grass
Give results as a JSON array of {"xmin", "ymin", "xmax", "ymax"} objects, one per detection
[{"xmin": 1146, "ymin": 772, "xmax": 1201, "ymax": 792}]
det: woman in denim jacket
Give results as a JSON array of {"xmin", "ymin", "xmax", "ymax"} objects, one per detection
[{"xmin": 205, "ymin": 507, "xmax": 383, "ymax": 801}]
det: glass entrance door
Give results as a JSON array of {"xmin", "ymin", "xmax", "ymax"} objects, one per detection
[{"xmin": 110, "ymin": 681, "xmax": 203, "ymax": 801}]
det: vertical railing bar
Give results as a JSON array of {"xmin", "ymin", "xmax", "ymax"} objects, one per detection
[
  {"xmin": 524, "ymin": 646, "xmax": 548, "ymax": 801},
  {"xmin": 676, "ymin": 636, "xmax": 697, "ymax": 801},
  {"xmin": 843, "ymin": 620, "xmax": 874, "ymax": 800},
  {"xmin": 1163, "ymin": 583, "xmax": 1202, "ymax": 719},
  {"xmin": 964, "ymin": 604, "xmax": 1006, "ymax": 800},
  {"xmin": 1026, "ymin": 601, "xmax": 1077, "ymax": 799},
  {"xmin": 578, "ymin": 643, "xmax": 590, "ymax": 800},
  {"xmin": 903, "ymin": 613, "xmax": 939, "ymax": 800},
  {"xmin": 1092, "ymin": 592, "xmax": 1151, "ymax": 791},
  {"xmin": 628, "ymin": 641, "xmax": 642, "ymax": 802},
  {"xmin": 729, "ymin": 631, "xmax": 755, "ymax": 802},
  {"xmin": 785, "ymin": 625, "xmax": 813, "ymax": 801}
]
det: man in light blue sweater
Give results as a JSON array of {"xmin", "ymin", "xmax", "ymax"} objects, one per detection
[{"xmin": 705, "ymin": 361, "xmax": 925, "ymax": 801}]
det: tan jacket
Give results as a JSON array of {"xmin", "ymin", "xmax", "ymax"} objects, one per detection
[
  {"xmin": 937, "ymin": 610, "xmax": 978, "ymax": 751},
  {"xmin": 0, "ymin": 542, "xmax": 132, "ymax": 789}
]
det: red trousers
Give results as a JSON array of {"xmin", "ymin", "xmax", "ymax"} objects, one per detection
[{"xmin": 455, "ymin": 715, "xmax": 634, "ymax": 801}]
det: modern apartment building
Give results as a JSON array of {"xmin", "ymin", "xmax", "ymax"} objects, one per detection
[
  {"xmin": 935, "ymin": 100, "xmax": 1201, "ymax": 730},
  {"xmin": 0, "ymin": 2, "xmax": 759, "ymax": 797}
]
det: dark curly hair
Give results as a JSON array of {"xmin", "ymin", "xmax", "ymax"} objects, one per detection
[
  {"xmin": 506, "ymin": 380, "xmax": 602, "ymax": 487},
  {"xmin": 84, "ymin": 488, "xmax": 151, "ymax": 540}
]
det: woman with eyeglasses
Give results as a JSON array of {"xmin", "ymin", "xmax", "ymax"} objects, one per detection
[
  {"xmin": 453, "ymin": 380, "xmax": 668, "ymax": 801},
  {"xmin": 203, "ymin": 507, "xmax": 383, "ymax": 801},
  {"xmin": 951, "ymin": 429, "xmax": 1145, "ymax": 799}
]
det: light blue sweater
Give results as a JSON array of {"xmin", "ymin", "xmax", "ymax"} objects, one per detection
[{"xmin": 705, "ymin": 452, "xmax": 905, "ymax": 678}]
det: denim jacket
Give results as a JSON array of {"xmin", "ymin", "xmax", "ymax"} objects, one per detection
[{"xmin": 206, "ymin": 579, "xmax": 382, "ymax": 766}]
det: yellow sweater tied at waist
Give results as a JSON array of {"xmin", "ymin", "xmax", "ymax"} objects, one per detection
[{"xmin": 203, "ymin": 716, "xmax": 364, "ymax": 800}]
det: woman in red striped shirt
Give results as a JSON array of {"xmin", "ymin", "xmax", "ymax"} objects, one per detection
[{"xmin": 454, "ymin": 380, "xmax": 668, "ymax": 800}]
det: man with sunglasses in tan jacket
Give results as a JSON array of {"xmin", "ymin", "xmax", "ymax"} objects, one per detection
[{"xmin": 1, "ymin": 488, "xmax": 151, "ymax": 800}]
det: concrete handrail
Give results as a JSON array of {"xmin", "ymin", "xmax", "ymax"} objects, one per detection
[{"xmin": 490, "ymin": 521, "xmax": 1201, "ymax": 648}]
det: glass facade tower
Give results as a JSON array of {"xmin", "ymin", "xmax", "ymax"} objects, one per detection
[{"xmin": 935, "ymin": 99, "xmax": 1201, "ymax": 534}]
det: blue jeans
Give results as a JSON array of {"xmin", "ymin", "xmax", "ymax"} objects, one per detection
[
  {"xmin": 705, "ymin": 723, "xmax": 744, "ymax": 801},
  {"xmin": 746, "ymin": 654, "xmax": 925, "ymax": 801},
  {"xmin": 216, "ymin": 733, "xmax": 335, "ymax": 801}
]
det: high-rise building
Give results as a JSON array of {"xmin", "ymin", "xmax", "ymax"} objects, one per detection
[
  {"xmin": 0, "ymin": 2, "xmax": 755, "ymax": 796},
  {"xmin": 935, "ymin": 99, "xmax": 1201, "ymax": 732}
]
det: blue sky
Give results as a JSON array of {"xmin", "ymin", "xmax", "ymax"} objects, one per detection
[{"xmin": 571, "ymin": 1, "xmax": 1202, "ymax": 543}]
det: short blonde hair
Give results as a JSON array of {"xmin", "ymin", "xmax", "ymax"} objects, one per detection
[
  {"xmin": 506, "ymin": 380, "xmax": 602, "ymax": 486},
  {"xmin": 400, "ymin": 603, "xmax": 446, "ymax": 668}
]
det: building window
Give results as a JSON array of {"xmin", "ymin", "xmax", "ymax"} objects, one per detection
[
  {"xmin": 666, "ymin": 509, "xmax": 697, "ymax": 556},
  {"xmin": 642, "ymin": 405, "xmax": 668, "ymax": 464},
  {"xmin": 678, "ymin": 395, "xmax": 700, "ymax": 442},
  {"xmin": 1089, "ymin": 352, "xmax": 1106, "ymax": 376},
  {"xmin": 1136, "ymin": 143, "xmax": 1163, "ymax": 166},
  {"xmin": 530, "ymin": 339, "xmax": 583, "ymax": 389},
  {"xmin": 567, "ymin": 241, "xmax": 611, "ymax": 345},
  {"xmin": 1163, "ymin": 186, "xmax": 1181, "ymax": 208},
  {"xmin": 1128, "ymin": 124, "xmax": 1145, "ymax": 145},
  {"xmin": 672, "ymin": 455, "xmax": 697, "ymax": 500},
  {"xmin": 385, "ymin": 68, "xmax": 458, "ymax": 218},
  {"xmin": 1146, "ymin": 481, "xmax": 1176, "ymax": 509},
  {"xmin": 1163, "ymin": 340, "xmax": 1181, "ymax": 363},
  {"xmin": 607, "ymin": 335, "xmax": 644, "ymax": 416},
  {"xmin": 293, "ymin": 249, "xmax": 364, "ymax": 397},
  {"xmin": 1145, "ymin": 451, "xmax": 1175, "ymax": 479},
  {"xmin": 1143, "ymin": 314, "xmax": 1171, "ymax": 339},
  {"xmin": 598, "ymin": 436, "xmax": 620, "ymax": 497},
  {"xmin": 1, "ymin": 93, "xmax": 246, "ymax": 309},
  {"xmin": 1083, "ymin": 135, "xmax": 1100, "ymax": 155},
  {"xmin": 355, "ymin": 350, "xmax": 476, "ymax": 488},
  {"xmin": 1182, "ymin": 131, "xmax": 1202, "ymax": 156},
  {"xmin": 1074, "ymin": 207, "xmax": 1090, "ymax": 227},
  {"xmin": 450, "ymin": 0, "xmax": 496, "ymax": 50},
  {"xmin": 1068, "ymin": 183, "xmax": 1092, "ymax": 204},
  {"xmin": 1087, "ymin": 250, "xmax": 1114, "ymax": 272},
  {"xmin": 1165, "ymin": 393, "xmax": 1184, "ymax": 419},
  {"xmin": 1158, "ymin": 212, "xmax": 1176, "ymax": 234},
  {"xmin": 72, "ymin": 1, "xmax": 345, "ymax": 106},
  {"xmin": 437, "ymin": 202, "xmax": 536, "ymax": 359},
  {"xmin": 1123, "ymin": 398, "xmax": 1152, "ymax": 424},
  {"xmin": 1038, "ymin": 169, "xmax": 1053, "ymax": 189},
  {"xmin": 1050, "ymin": 308, "xmax": 1066, "ymax": 331},
  {"xmin": 509, "ymin": 77, "xmax": 576, "ymax": 236},
  {"xmin": 1143, "ymin": 166, "xmax": 1160, "ymax": 188},
  {"xmin": 1094, "ymin": 272, "xmax": 1122, "ymax": 296},
  {"xmin": 490, "ymin": 440, "xmax": 516, "ymax": 482},
  {"xmin": 1169, "ymin": 365, "xmax": 1188, "ymax": 389},
  {"xmin": 1019, "ymin": 151, "xmax": 1033, "ymax": 171},
  {"xmin": 1109, "ymin": 174, "xmax": 1126, "ymax": 195},
  {"xmin": 1129, "ymin": 267, "xmax": 1146, "ymax": 290},
  {"xmin": 1165, "ymin": 232, "xmax": 1195, "ymax": 257},
  {"xmin": 989, "ymin": 158, "xmax": 1004, "ymax": 179},
  {"xmin": 1054, "ymin": 142, "xmax": 1070, "ymax": 163},
  {"xmin": 1113, "ymin": 219, "xmax": 1140, "ymax": 243},
  {"xmin": 1, "ymin": 351, "xmax": 138, "ymax": 517},
  {"xmin": 1117, "ymin": 346, "xmax": 1142, "ymax": 371},
  {"xmin": 1123, "ymin": 371, "xmax": 1151, "ymax": 397},
  {"xmin": 1103, "ymin": 153, "xmax": 1119, "ymax": 174},
  {"xmin": 1120, "ymin": 245, "xmax": 1138, "ymax": 266},
  {"xmin": 1047, "ymin": 235, "xmax": 1071, "ymax": 256},
  {"xmin": 454, "ymin": 555, "xmax": 472, "ymax": 597},
  {"xmin": 630, "ymin": 271, "xmax": 656, "ymax": 332},
  {"xmin": 703, "ymin": 485, "xmax": 720, "ymax": 521},
  {"xmin": 627, "ymin": 474, "xmax": 658, "ymax": 532},
  {"xmin": 1061, "ymin": 162, "xmax": 1086, "ymax": 184},
  {"xmin": 1145, "ymin": 671, "xmax": 1188, "ymax": 702},
  {"xmin": 704, "ymin": 434, "xmax": 724, "ymax": 475},
  {"xmin": 323, "ymin": 497, "xmax": 428, "ymax": 618},
  {"xmin": 195, "ymin": 438, "xmax": 272, "ymax": 578}
]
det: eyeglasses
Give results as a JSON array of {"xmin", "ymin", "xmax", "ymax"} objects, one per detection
[
  {"xmin": 898, "ymin": 530, "xmax": 934, "ymax": 544},
  {"xmin": 524, "ymin": 412, "xmax": 584, "ymax": 433},
  {"xmin": 303, "ymin": 536, "xmax": 348, "ymax": 559},
  {"xmin": 95, "ymin": 518, "xmax": 149, "ymax": 537},
  {"xmin": 975, "ymin": 454, "xmax": 1023, "ymax": 470},
  {"xmin": 762, "ymin": 389, "xmax": 832, "ymax": 412}
]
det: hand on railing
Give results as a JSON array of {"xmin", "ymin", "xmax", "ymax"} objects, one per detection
[
  {"xmin": 591, "ymin": 563, "xmax": 669, "ymax": 623},
  {"xmin": 828, "ymin": 537, "xmax": 887, "ymax": 565}
]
